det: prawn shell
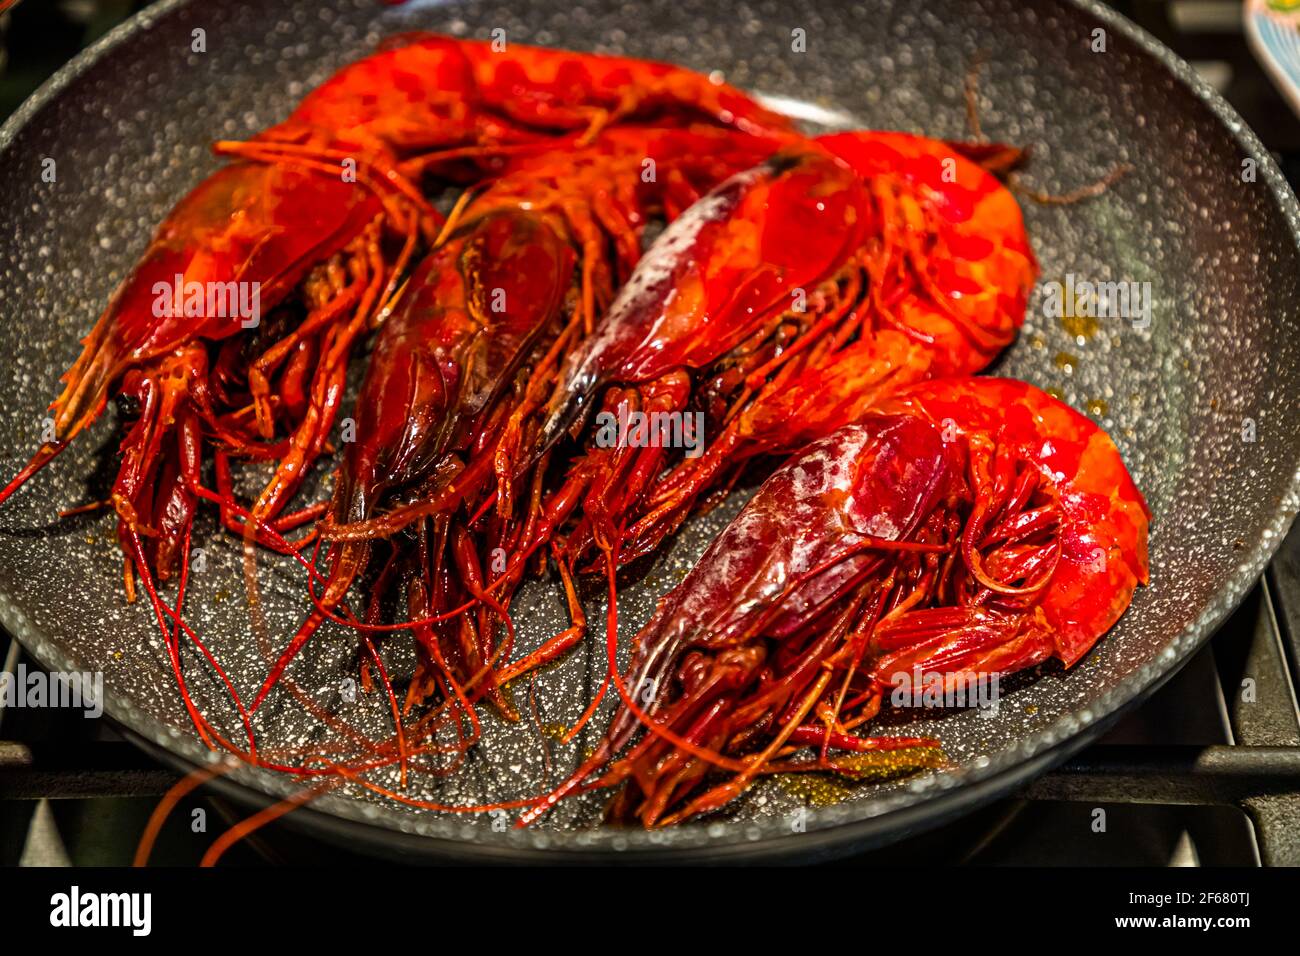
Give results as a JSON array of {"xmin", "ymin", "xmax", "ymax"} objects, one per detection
[
  {"xmin": 544, "ymin": 146, "xmax": 869, "ymax": 444},
  {"xmin": 818, "ymin": 130, "xmax": 1038, "ymax": 377},
  {"xmin": 335, "ymin": 209, "xmax": 574, "ymax": 525},
  {"xmin": 883, "ymin": 376, "xmax": 1150, "ymax": 666},
  {"xmin": 624, "ymin": 414, "xmax": 956, "ymax": 714}
]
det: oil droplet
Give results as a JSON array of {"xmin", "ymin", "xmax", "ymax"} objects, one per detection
[
  {"xmin": 1024, "ymin": 704, "xmax": 1038, "ymax": 716},
  {"xmin": 1059, "ymin": 311, "xmax": 1100, "ymax": 341},
  {"xmin": 1053, "ymin": 351, "xmax": 1078, "ymax": 373},
  {"xmin": 778, "ymin": 774, "xmax": 856, "ymax": 807},
  {"xmin": 831, "ymin": 747, "xmax": 947, "ymax": 781},
  {"xmin": 1030, "ymin": 334, "xmax": 1046, "ymax": 350},
  {"xmin": 776, "ymin": 746, "xmax": 947, "ymax": 807},
  {"xmin": 541, "ymin": 723, "xmax": 570, "ymax": 742},
  {"xmin": 1046, "ymin": 387, "xmax": 1065, "ymax": 401},
  {"xmin": 1087, "ymin": 398, "xmax": 1109, "ymax": 417},
  {"xmin": 1052, "ymin": 281, "xmax": 1102, "ymax": 340}
]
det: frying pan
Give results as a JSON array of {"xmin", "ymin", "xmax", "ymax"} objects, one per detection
[{"xmin": 1, "ymin": 0, "xmax": 1299, "ymax": 864}]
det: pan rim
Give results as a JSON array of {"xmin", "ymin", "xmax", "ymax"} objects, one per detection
[{"xmin": 1, "ymin": 0, "xmax": 1298, "ymax": 859}]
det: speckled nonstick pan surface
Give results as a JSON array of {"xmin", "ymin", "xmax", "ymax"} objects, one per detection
[{"xmin": 1, "ymin": 0, "xmax": 1298, "ymax": 863}]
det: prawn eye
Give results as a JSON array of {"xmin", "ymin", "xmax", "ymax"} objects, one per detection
[{"xmin": 115, "ymin": 393, "xmax": 142, "ymax": 421}]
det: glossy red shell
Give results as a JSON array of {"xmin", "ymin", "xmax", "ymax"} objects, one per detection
[{"xmin": 880, "ymin": 377, "xmax": 1151, "ymax": 665}]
